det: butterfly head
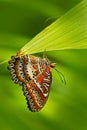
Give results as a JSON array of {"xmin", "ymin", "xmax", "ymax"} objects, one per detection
[{"xmin": 43, "ymin": 56, "xmax": 56, "ymax": 69}]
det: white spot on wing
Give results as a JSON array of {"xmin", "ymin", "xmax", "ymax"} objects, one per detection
[
  {"xmin": 26, "ymin": 64, "xmax": 33, "ymax": 79},
  {"xmin": 43, "ymin": 92, "xmax": 48, "ymax": 97}
]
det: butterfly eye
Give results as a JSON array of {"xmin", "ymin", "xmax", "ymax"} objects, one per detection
[{"xmin": 50, "ymin": 63, "xmax": 56, "ymax": 68}]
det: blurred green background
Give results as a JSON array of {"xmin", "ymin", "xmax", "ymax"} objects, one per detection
[{"xmin": 0, "ymin": 0, "xmax": 87, "ymax": 130}]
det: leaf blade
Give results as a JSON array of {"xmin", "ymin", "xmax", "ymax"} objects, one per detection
[{"xmin": 20, "ymin": 0, "xmax": 87, "ymax": 55}]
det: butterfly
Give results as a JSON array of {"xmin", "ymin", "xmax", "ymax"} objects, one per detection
[
  {"xmin": 8, "ymin": 52, "xmax": 56, "ymax": 112},
  {"xmin": 8, "ymin": 51, "xmax": 66, "ymax": 112}
]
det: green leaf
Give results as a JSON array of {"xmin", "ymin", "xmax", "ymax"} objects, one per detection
[{"xmin": 20, "ymin": 0, "xmax": 87, "ymax": 55}]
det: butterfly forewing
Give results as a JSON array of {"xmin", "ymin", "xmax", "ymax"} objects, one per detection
[{"xmin": 8, "ymin": 55, "xmax": 52, "ymax": 112}]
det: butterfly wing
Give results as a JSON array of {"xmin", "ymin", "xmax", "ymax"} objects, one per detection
[
  {"xmin": 22, "ymin": 57, "xmax": 52, "ymax": 112},
  {"xmin": 8, "ymin": 55, "xmax": 52, "ymax": 112}
]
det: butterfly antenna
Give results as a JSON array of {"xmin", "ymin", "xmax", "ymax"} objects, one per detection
[{"xmin": 54, "ymin": 68, "xmax": 66, "ymax": 85}]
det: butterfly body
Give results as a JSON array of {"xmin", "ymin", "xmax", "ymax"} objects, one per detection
[{"xmin": 8, "ymin": 55, "xmax": 54, "ymax": 112}]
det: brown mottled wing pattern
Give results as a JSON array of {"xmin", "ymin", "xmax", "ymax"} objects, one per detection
[{"xmin": 8, "ymin": 55, "xmax": 52, "ymax": 112}]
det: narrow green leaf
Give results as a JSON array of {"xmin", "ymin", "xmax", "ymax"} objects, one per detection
[{"xmin": 20, "ymin": 0, "xmax": 87, "ymax": 55}]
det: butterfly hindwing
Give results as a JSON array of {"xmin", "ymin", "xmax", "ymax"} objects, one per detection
[{"xmin": 8, "ymin": 54, "xmax": 53, "ymax": 112}]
